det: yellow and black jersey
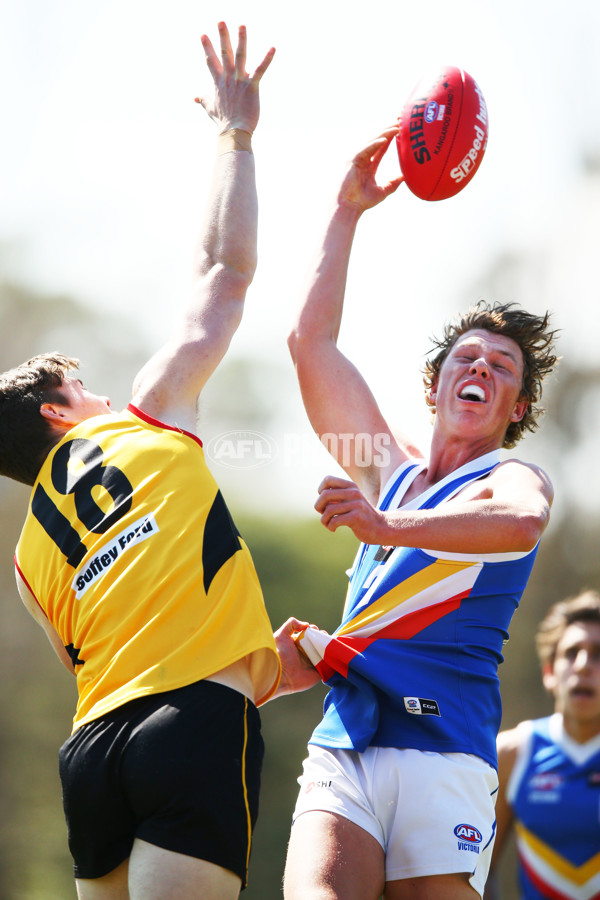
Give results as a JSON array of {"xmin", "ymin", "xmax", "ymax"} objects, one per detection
[{"xmin": 15, "ymin": 405, "xmax": 280, "ymax": 730}]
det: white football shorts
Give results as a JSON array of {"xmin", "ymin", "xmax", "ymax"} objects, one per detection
[{"xmin": 292, "ymin": 744, "xmax": 498, "ymax": 897}]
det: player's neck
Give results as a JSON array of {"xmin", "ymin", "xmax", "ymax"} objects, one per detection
[{"xmin": 425, "ymin": 433, "xmax": 500, "ymax": 487}]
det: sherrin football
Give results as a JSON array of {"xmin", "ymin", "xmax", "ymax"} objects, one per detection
[{"xmin": 396, "ymin": 67, "xmax": 488, "ymax": 201}]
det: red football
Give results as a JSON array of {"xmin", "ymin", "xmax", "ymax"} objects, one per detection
[{"xmin": 396, "ymin": 67, "xmax": 488, "ymax": 201}]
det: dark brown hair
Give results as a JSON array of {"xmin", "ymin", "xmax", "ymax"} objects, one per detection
[
  {"xmin": 535, "ymin": 590, "xmax": 600, "ymax": 669},
  {"xmin": 0, "ymin": 353, "xmax": 79, "ymax": 485},
  {"xmin": 423, "ymin": 300, "xmax": 559, "ymax": 448}
]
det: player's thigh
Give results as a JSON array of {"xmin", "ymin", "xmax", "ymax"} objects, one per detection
[
  {"xmin": 128, "ymin": 839, "xmax": 241, "ymax": 900},
  {"xmin": 284, "ymin": 810, "xmax": 385, "ymax": 900},
  {"xmin": 385, "ymin": 872, "xmax": 479, "ymax": 900},
  {"xmin": 74, "ymin": 840, "xmax": 242, "ymax": 900},
  {"xmin": 75, "ymin": 858, "xmax": 129, "ymax": 900}
]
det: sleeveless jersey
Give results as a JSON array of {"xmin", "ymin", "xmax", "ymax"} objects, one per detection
[
  {"xmin": 507, "ymin": 714, "xmax": 600, "ymax": 900},
  {"xmin": 15, "ymin": 405, "xmax": 280, "ymax": 730},
  {"xmin": 298, "ymin": 451, "xmax": 539, "ymax": 769}
]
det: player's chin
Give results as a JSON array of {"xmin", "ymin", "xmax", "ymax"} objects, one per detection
[{"xmin": 567, "ymin": 688, "xmax": 598, "ymax": 709}]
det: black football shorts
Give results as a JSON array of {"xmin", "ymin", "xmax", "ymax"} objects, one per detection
[{"xmin": 58, "ymin": 680, "xmax": 264, "ymax": 886}]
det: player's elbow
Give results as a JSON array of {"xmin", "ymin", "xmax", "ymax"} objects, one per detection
[
  {"xmin": 287, "ymin": 326, "xmax": 332, "ymax": 367},
  {"xmin": 515, "ymin": 505, "xmax": 551, "ymax": 550},
  {"xmin": 287, "ymin": 328, "xmax": 321, "ymax": 370},
  {"xmin": 221, "ymin": 255, "xmax": 257, "ymax": 293},
  {"xmin": 197, "ymin": 249, "xmax": 257, "ymax": 291}
]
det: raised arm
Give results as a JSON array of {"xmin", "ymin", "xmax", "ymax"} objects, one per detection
[
  {"xmin": 315, "ymin": 459, "xmax": 553, "ymax": 554},
  {"xmin": 287, "ymin": 130, "xmax": 414, "ymax": 502},
  {"xmin": 131, "ymin": 23, "xmax": 275, "ymax": 432}
]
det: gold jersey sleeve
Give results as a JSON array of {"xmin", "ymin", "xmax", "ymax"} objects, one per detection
[{"xmin": 15, "ymin": 405, "xmax": 280, "ymax": 730}]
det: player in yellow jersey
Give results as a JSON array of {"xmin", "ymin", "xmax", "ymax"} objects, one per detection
[{"xmin": 0, "ymin": 22, "xmax": 316, "ymax": 900}]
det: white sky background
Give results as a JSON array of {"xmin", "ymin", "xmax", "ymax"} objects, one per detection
[{"xmin": 2, "ymin": 0, "xmax": 599, "ymax": 512}]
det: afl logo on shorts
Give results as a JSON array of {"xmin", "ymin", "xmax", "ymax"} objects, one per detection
[
  {"xmin": 454, "ymin": 824, "xmax": 482, "ymax": 843},
  {"xmin": 454, "ymin": 824, "xmax": 482, "ymax": 854}
]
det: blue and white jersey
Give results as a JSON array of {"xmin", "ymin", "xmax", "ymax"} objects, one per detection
[
  {"xmin": 299, "ymin": 451, "xmax": 539, "ymax": 769},
  {"xmin": 507, "ymin": 714, "xmax": 600, "ymax": 900}
]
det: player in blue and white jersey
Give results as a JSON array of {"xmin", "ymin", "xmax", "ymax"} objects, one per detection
[
  {"xmin": 277, "ymin": 131, "xmax": 560, "ymax": 900},
  {"xmin": 485, "ymin": 590, "xmax": 600, "ymax": 900}
]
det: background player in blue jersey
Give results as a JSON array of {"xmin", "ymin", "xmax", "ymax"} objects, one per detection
[
  {"xmin": 485, "ymin": 589, "xmax": 600, "ymax": 900},
  {"xmin": 282, "ymin": 131, "xmax": 559, "ymax": 900}
]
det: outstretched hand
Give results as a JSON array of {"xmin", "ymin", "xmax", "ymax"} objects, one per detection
[
  {"xmin": 195, "ymin": 22, "xmax": 275, "ymax": 134},
  {"xmin": 337, "ymin": 127, "xmax": 404, "ymax": 213}
]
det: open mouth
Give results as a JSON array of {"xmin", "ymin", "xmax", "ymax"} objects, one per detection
[
  {"xmin": 459, "ymin": 384, "xmax": 486, "ymax": 402},
  {"xmin": 570, "ymin": 686, "xmax": 595, "ymax": 699}
]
